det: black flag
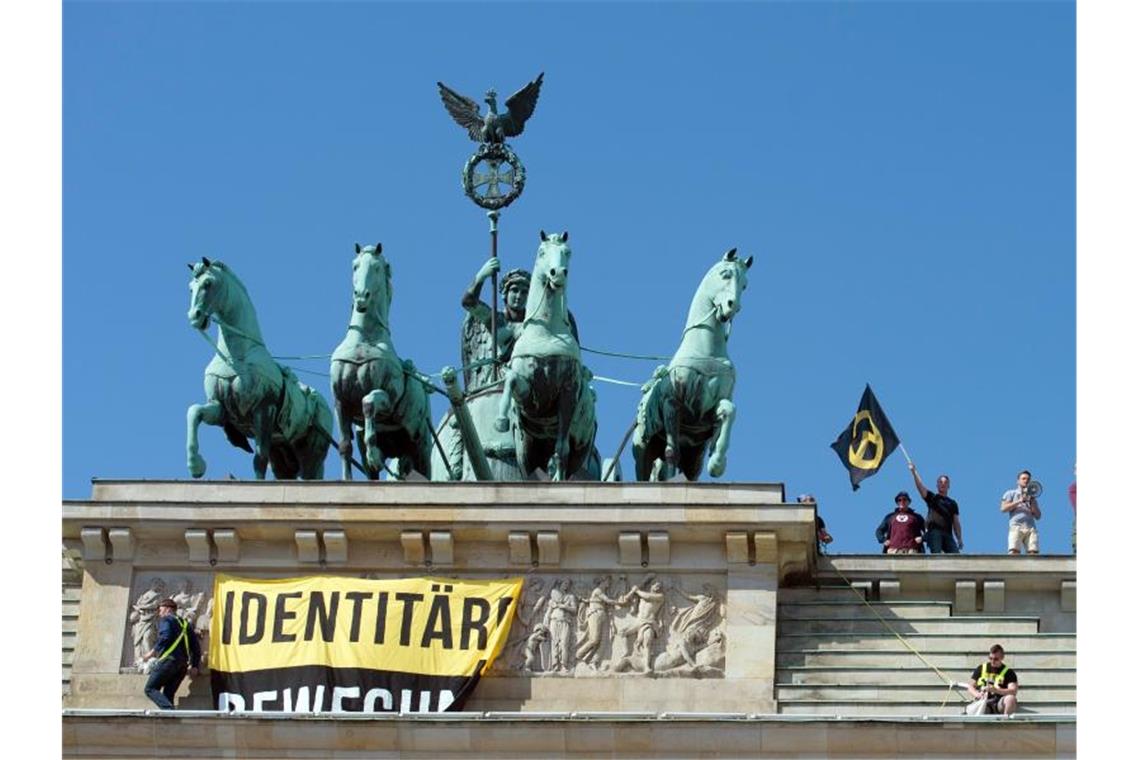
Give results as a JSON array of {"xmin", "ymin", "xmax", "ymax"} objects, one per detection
[{"xmin": 830, "ymin": 384, "xmax": 900, "ymax": 491}]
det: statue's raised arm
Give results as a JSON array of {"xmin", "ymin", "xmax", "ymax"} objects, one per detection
[{"xmin": 459, "ymin": 257, "xmax": 531, "ymax": 389}]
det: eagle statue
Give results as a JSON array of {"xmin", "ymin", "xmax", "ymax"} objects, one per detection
[{"xmin": 437, "ymin": 72, "xmax": 544, "ymax": 144}]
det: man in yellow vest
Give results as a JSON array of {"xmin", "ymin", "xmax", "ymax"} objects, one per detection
[
  {"xmin": 966, "ymin": 644, "xmax": 1019, "ymax": 715},
  {"xmin": 141, "ymin": 597, "xmax": 201, "ymax": 709}
]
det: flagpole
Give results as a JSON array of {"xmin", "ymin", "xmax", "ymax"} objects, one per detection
[{"xmin": 899, "ymin": 442, "xmax": 913, "ymax": 466}]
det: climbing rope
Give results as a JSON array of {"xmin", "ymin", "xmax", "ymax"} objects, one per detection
[{"xmin": 825, "ymin": 562, "xmax": 971, "ymax": 707}]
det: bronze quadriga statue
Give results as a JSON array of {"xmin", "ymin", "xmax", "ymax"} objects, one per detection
[
  {"xmin": 186, "ymin": 258, "xmax": 334, "ymax": 480},
  {"xmin": 330, "ymin": 243, "xmax": 434, "ymax": 480},
  {"xmin": 494, "ymin": 231, "xmax": 597, "ymax": 481},
  {"xmin": 632, "ymin": 249, "xmax": 753, "ymax": 481}
]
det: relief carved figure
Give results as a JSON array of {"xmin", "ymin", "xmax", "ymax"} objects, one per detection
[
  {"xmin": 669, "ymin": 583, "xmax": 723, "ymax": 640},
  {"xmin": 496, "ymin": 574, "xmax": 725, "ymax": 678},
  {"xmin": 194, "ymin": 596, "xmax": 215, "ymax": 668},
  {"xmin": 653, "ymin": 625, "xmax": 708, "ymax": 673},
  {"xmin": 496, "ymin": 577, "xmax": 549, "ymax": 673},
  {"xmin": 172, "ymin": 577, "xmax": 206, "ymax": 625},
  {"xmin": 574, "ymin": 575, "xmax": 622, "ymax": 668},
  {"xmin": 544, "ymin": 578, "xmax": 579, "ymax": 672},
  {"xmin": 694, "ymin": 629, "xmax": 727, "ymax": 672},
  {"xmin": 612, "ymin": 576, "xmax": 668, "ymax": 673},
  {"xmin": 128, "ymin": 578, "xmax": 166, "ymax": 672},
  {"xmin": 524, "ymin": 624, "xmax": 550, "ymax": 672}
]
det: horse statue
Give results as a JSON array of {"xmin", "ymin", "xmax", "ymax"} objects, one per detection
[
  {"xmin": 632, "ymin": 248, "xmax": 753, "ymax": 481},
  {"xmin": 186, "ymin": 258, "xmax": 334, "ymax": 480},
  {"xmin": 494, "ymin": 230, "xmax": 597, "ymax": 480},
  {"xmin": 330, "ymin": 243, "xmax": 433, "ymax": 479}
]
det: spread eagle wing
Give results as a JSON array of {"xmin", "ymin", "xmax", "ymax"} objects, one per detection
[
  {"xmin": 500, "ymin": 72, "xmax": 544, "ymax": 138},
  {"xmin": 437, "ymin": 81, "xmax": 483, "ymax": 142},
  {"xmin": 460, "ymin": 312, "xmax": 496, "ymax": 389}
]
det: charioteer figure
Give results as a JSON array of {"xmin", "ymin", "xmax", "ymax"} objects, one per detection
[{"xmin": 460, "ymin": 258, "xmax": 531, "ymax": 388}]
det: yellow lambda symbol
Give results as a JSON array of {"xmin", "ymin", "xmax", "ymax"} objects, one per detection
[{"xmin": 847, "ymin": 410, "xmax": 884, "ymax": 470}]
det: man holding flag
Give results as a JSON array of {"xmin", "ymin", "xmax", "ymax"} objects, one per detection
[{"xmin": 909, "ymin": 463, "xmax": 963, "ymax": 553}]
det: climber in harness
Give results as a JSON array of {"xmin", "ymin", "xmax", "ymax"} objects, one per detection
[
  {"xmin": 141, "ymin": 597, "xmax": 202, "ymax": 709},
  {"xmin": 966, "ymin": 643, "xmax": 1019, "ymax": 715}
]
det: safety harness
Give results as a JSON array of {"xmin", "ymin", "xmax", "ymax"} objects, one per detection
[
  {"xmin": 975, "ymin": 661, "xmax": 1010, "ymax": 688},
  {"xmin": 159, "ymin": 617, "xmax": 193, "ymax": 662}
]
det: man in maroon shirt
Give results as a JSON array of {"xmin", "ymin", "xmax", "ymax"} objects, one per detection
[{"xmin": 875, "ymin": 491, "xmax": 926, "ymax": 554}]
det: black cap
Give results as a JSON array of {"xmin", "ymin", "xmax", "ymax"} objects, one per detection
[{"xmin": 894, "ymin": 491, "xmax": 912, "ymax": 504}]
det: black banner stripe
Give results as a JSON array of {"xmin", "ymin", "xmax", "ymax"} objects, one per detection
[{"xmin": 211, "ymin": 662, "xmax": 488, "ymax": 713}]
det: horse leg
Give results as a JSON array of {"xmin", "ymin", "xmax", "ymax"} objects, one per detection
[
  {"xmin": 414, "ymin": 419, "xmax": 433, "ymax": 480},
  {"xmin": 680, "ymin": 442, "xmax": 707, "ymax": 482},
  {"xmin": 186, "ymin": 401, "xmax": 224, "ymax": 479},
  {"xmin": 299, "ymin": 405, "xmax": 332, "ymax": 480},
  {"xmin": 335, "ymin": 400, "xmax": 355, "ymax": 481},
  {"xmin": 250, "ymin": 404, "xmax": 276, "ymax": 480},
  {"xmin": 494, "ymin": 367, "xmax": 519, "ymax": 433},
  {"xmin": 551, "ymin": 385, "xmax": 576, "ymax": 482},
  {"xmin": 354, "ymin": 428, "xmax": 376, "ymax": 480},
  {"xmin": 707, "ymin": 399, "xmax": 736, "ymax": 478},
  {"xmin": 362, "ymin": 389, "xmax": 391, "ymax": 476},
  {"xmin": 662, "ymin": 391, "xmax": 681, "ymax": 480}
]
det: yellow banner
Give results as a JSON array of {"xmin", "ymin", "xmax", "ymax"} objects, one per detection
[{"xmin": 209, "ymin": 574, "xmax": 522, "ymax": 677}]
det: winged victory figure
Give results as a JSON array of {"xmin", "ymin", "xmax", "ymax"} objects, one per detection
[{"xmin": 437, "ymin": 72, "xmax": 545, "ymax": 144}]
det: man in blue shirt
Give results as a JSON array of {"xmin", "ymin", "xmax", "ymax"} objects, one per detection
[{"xmin": 141, "ymin": 597, "xmax": 201, "ymax": 709}]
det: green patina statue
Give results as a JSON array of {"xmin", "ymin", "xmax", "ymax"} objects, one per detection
[
  {"xmin": 493, "ymin": 231, "xmax": 598, "ymax": 480},
  {"xmin": 460, "ymin": 257, "xmax": 533, "ymax": 388},
  {"xmin": 330, "ymin": 243, "xmax": 434, "ymax": 480},
  {"xmin": 632, "ymin": 249, "xmax": 753, "ymax": 481},
  {"xmin": 431, "ymin": 255, "xmax": 607, "ymax": 482},
  {"xmin": 186, "ymin": 258, "xmax": 334, "ymax": 480}
]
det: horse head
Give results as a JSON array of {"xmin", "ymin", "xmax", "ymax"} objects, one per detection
[
  {"xmin": 351, "ymin": 242, "xmax": 391, "ymax": 316},
  {"xmin": 705, "ymin": 248, "xmax": 753, "ymax": 324},
  {"xmin": 187, "ymin": 256, "xmax": 223, "ymax": 330},
  {"xmin": 536, "ymin": 230, "xmax": 572, "ymax": 293}
]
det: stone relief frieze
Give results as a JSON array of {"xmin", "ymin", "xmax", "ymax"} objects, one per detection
[
  {"xmin": 121, "ymin": 571, "xmax": 722, "ymax": 677},
  {"xmin": 123, "ymin": 573, "xmax": 213, "ymax": 673},
  {"xmin": 493, "ymin": 573, "xmax": 726, "ymax": 678}
]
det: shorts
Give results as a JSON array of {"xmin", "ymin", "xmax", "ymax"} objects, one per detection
[
  {"xmin": 886, "ymin": 547, "xmax": 919, "ymax": 554},
  {"xmin": 1008, "ymin": 523, "xmax": 1039, "ymax": 553}
]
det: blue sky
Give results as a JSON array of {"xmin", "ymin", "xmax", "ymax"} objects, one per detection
[{"xmin": 63, "ymin": 1, "xmax": 1075, "ymax": 554}]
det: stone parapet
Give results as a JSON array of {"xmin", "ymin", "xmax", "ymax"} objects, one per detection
[{"xmin": 61, "ymin": 711, "xmax": 1076, "ymax": 758}]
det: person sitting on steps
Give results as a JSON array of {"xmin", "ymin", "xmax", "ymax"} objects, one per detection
[{"xmin": 966, "ymin": 643, "xmax": 1019, "ymax": 716}]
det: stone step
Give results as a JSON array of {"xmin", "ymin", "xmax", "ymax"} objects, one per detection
[
  {"xmin": 777, "ymin": 649, "xmax": 1077, "ymax": 669},
  {"xmin": 61, "ymin": 618, "xmax": 79, "ymax": 634},
  {"xmin": 62, "ymin": 586, "xmax": 82, "ymax": 603},
  {"xmin": 778, "ymin": 602, "xmax": 952, "ymax": 620},
  {"xmin": 776, "ymin": 667, "xmax": 1076, "ymax": 686},
  {"xmin": 776, "ymin": 684, "xmax": 1076, "ymax": 702},
  {"xmin": 777, "ymin": 700, "xmax": 1077, "ymax": 716},
  {"xmin": 776, "ymin": 633, "xmax": 1075, "ymax": 651},
  {"xmin": 778, "ymin": 616, "xmax": 1039, "ymax": 635},
  {"xmin": 778, "ymin": 587, "xmax": 868, "ymax": 603}
]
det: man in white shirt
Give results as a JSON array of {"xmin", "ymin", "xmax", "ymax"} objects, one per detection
[{"xmin": 1001, "ymin": 470, "xmax": 1042, "ymax": 555}]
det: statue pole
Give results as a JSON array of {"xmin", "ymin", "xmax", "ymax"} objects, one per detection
[{"xmin": 488, "ymin": 209, "xmax": 500, "ymax": 366}]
